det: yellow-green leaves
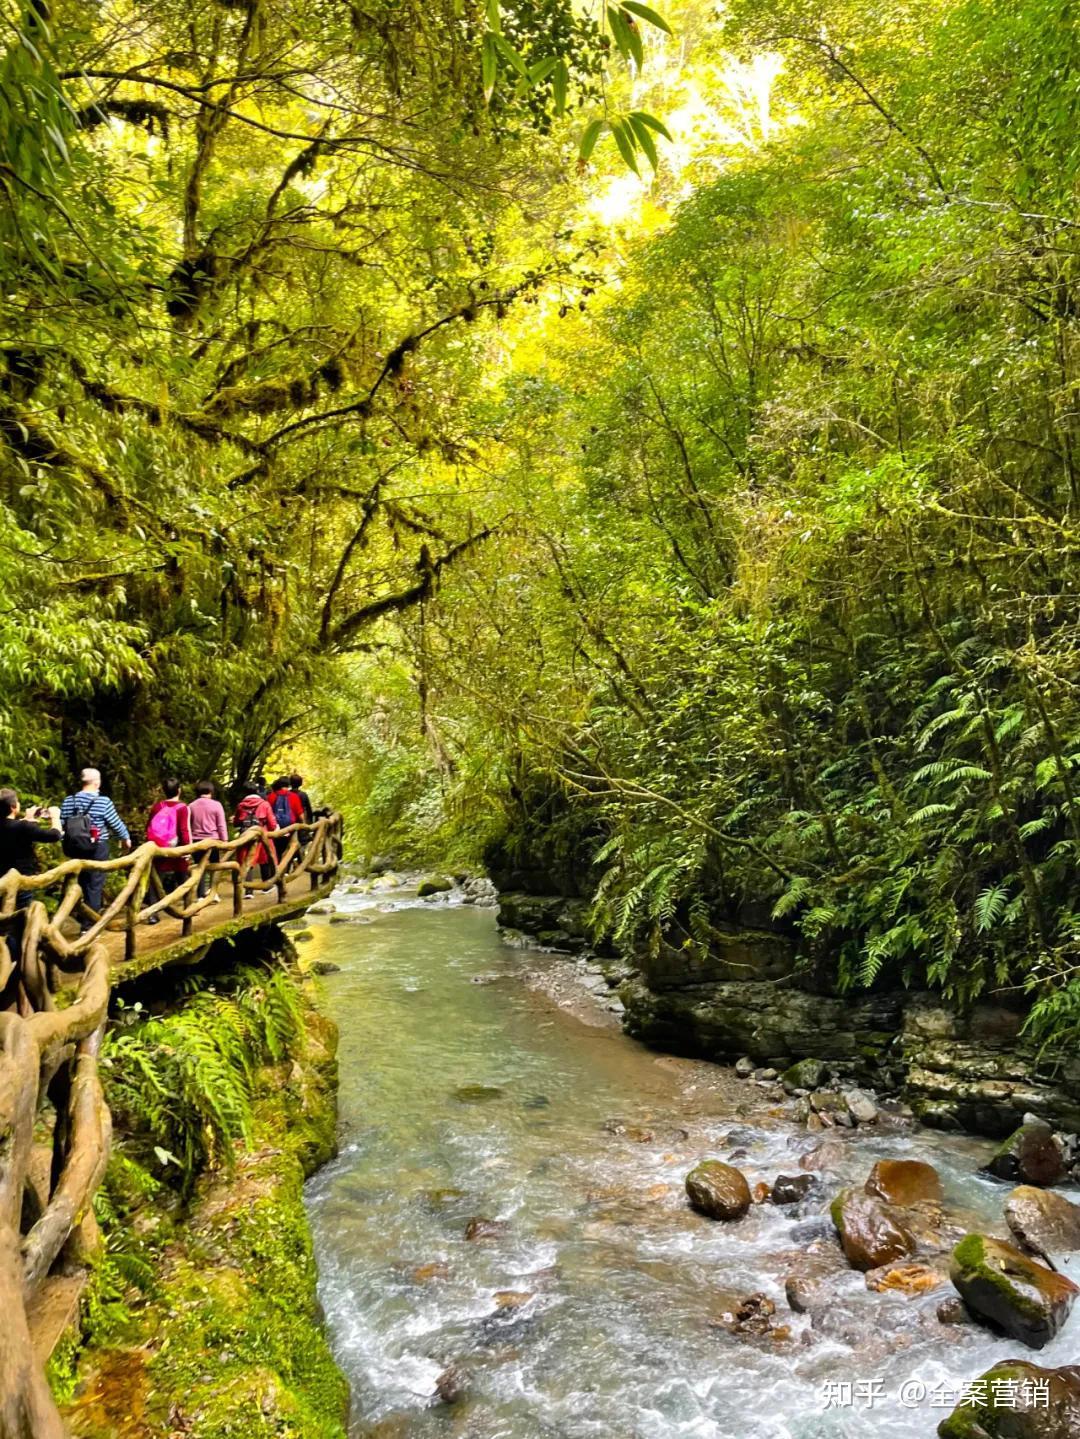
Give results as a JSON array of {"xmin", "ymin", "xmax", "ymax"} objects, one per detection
[
  {"xmin": 621, "ymin": 1, "xmax": 672, "ymax": 35},
  {"xmin": 579, "ymin": 117, "xmax": 606, "ymax": 161},
  {"xmin": 579, "ymin": 110, "xmax": 671, "ymax": 172}
]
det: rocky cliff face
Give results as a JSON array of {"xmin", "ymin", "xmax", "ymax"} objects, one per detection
[{"xmin": 496, "ymin": 890, "xmax": 1080, "ymax": 1139}]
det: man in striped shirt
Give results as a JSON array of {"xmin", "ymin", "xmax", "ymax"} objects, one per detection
[{"xmin": 60, "ymin": 769, "xmax": 131, "ymax": 930}]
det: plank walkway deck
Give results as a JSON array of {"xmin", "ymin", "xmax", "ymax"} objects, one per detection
[{"xmin": 100, "ymin": 870, "xmax": 335, "ymax": 981}]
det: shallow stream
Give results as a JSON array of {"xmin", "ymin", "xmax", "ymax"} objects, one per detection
[{"xmin": 301, "ymin": 879, "xmax": 1080, "ymax": 1438}]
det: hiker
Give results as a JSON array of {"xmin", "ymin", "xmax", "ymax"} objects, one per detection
[
  {"xmin": 0, "ymin": 788, "xmax": 61, "ymax": 1000},
  {"xmin": 189, "ymin": 780, "xmax": 228, "ymax": 902},
  {"xmin": 146, "ymin": 778, "xmax": 191, "ymax": 923},
  {"xmin": 0, "ymin": 789, "xmax": 61, "ymax": 895},
  {"xmin": 233, "ymin": 781, "xmax": 277, "ymax": 895},
  {"xmin": 60, "ymin": 769, "xmax": 131, "ymax": 930},
  {"xmin": 290, "ymin": 773, "xmax": 314, "ymax": 825},
  {"xmin": 267, "ymin": 776, "xmax": 303, "ymax": 830}
]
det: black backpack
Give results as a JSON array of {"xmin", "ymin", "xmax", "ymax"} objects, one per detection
[{"xmin": 63, "ymin": 796, "xmax": 100, "ymax": 857}]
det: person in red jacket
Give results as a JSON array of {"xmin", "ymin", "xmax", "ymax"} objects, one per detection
[
  {"xmin": 267, "ymin": 776, "xmax": 304, "ymax": 829},
  {"xmin": 233, "ymin": 781, "xmax": 278, "ymax": 895},
  {"xmin": 146, "ymin": 778, "xmax": 191, "ymax": 924}
]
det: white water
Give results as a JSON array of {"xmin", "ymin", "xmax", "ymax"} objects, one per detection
[{"xmin": 301, "ymin": 878, "xmax": 1080, "ymax": 1437}]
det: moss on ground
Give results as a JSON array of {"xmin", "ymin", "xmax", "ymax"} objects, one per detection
[{"xmin": 61, "ymin": 985, "xmax": 348, "ymax": 1439}]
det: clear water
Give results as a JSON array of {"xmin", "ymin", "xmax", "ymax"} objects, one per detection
[{"xmin": 302, "ymin": 879, "xmax": 1080, "ymax": 1438}]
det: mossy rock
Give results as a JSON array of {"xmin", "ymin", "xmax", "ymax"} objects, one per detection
[
  {"xmin": 949, "ymin": 1234, "xmax": 1079, "ymax": 1349},
  {"xmin": 938, "ymin": 1360, "xmax": 1080, "ymax": 1438},
  {"xmin": 417, "ymin": 875, "xmax": 454, "ymax": 897},
  {"xmin": 782, "ymin": 1058, "xmax": 826, "ymax": 1091}
]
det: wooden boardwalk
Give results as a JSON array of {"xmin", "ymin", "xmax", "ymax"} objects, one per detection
[
  {"xmin": 0, "ymin": 814, "xmax": 343, "ymax": 1439},
  {"xmin": 102, "ymin": 867, "xmax": 334, "ymax": 980}
]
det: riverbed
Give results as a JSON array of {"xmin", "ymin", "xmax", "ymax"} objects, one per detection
[{"xmin": 300, "ymin": 878, "xmax": 1080, "ymax": 1438}]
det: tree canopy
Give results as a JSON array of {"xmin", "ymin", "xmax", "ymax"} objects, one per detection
[{"xmin": 5, "ymin": 0, "xmax": 1080, "ymax": 1040}]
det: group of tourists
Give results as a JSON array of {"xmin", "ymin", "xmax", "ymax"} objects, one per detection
[{"xmin": 0, "ymin": 768, "xmax": 316, "ymax": 930}]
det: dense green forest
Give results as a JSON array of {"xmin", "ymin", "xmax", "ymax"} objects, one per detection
[{"xmin": 4, "ymin": 0, "xmax": 1080, "ymax": 1037}]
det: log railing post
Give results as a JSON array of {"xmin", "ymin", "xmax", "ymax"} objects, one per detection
[{"xmin": 0, "ymin": 811, "xmax": 344, "ymax": 1437}]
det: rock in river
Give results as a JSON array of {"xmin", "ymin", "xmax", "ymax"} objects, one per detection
[
  {"xmin": 830, "ymin": 1188, "xmax": 916, "ymax": 1271},
  {"xmin": 417, "ymin": 874, "xmax": 454, "ymax": 897},
  {"xmin": 937, "ymin": 1361, "xmax": 1080, "ymax": 1438},
  {"xmin": 949, "ymin": 1234, "xmax": 1079, "ymax": 1349},
  {"xmin": 465, "ymin": 1217, "xmax": 509, "ymax": 1241},
  {"xmin": 771, "ymin": 1173, "xmax": 816, "ymax": 1206},
  {"xmin": 864, "ymin": 1158, "xmax": 944, "ymax": 1207},
  {"xmin": 1005, "ymin": 1186, "xmax": 1080, "ymax": 1267},
  {"xmin": 685, "ymin": 1161, "xmax": 751, "ymax": 1221},
  {"xmin": 434, "ymin": 1364, "xmax": 466, "ymax": 1404},
  {"xmin": 781, "ymin": 1058, "xmax": 826, "ymax": 1092},
  {"xmin": 980, "ymin": 1120, "xmax": 1065, "ymax": 1188}
]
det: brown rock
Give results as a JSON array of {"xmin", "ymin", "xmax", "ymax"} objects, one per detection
[
  {"xmin": 936, "ymin": 1296, "xmax": 972, "ymax": 1326},
  {"xmin": 732, "ymin": 1292, "xmax": 776, "ymax": 1336},
  {"xmin": 464, "ymin": 1216, "xmax": 508, "ymax": 1241},
  {"xmin": 865, "ymin": 1158, "xmax": 944, "ymax": 1208},
  {"xmin": 981, "ymin": 1121, "xmax": 1066, "ymax": 1188},
  {"xmin": 771, "ymin": 1173, "xmax": 816, "ymax": 1205},
  {"xmin": 685, "ymin": 1161, "xmax": 751, "ymax": 1221},
  {"xmin": 492, "ymin": 1291, "xmax": 533, "ymax": 1309},
  {"xmin": 434, "ymin": 1364, "xmax": 465, "ymax": 1404},
  {"xmin": 752, "ymin": 1181, "xmax": 772, "ymax": 1205},
  {"xmin": 782, "ymin": 1244, "xmax": 849, "ymax": 1313},
  {"xmin": 411, "ymin": 1262, "xmax": 450, "ymax": 1283},
  {"xmin": 830, "ymin": 1188, "xmax": 916, "ymax": 1271},
  {"xmin": 1005, "ymin": 1185, "xmax": 1080, "ymax": 1267},
  {"xmin": 798, "ymin": 1139, "xmax": 845, "ymax": 1172}
]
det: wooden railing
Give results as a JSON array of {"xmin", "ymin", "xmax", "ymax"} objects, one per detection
[{"xmin": 0, "ymin": 813, "xmax": 343, "ymax": 1439}]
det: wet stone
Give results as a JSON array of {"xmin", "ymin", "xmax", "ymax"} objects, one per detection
[
  {"xmin": 1004, "ymin": 1185, "xmax": 1080, "ymax": 1267},
  {"xmin": 830, "ymin": 1188, "xmax": 917, "ymax": 1272},
  {"xmin": 434, "ymin": 1364, "xmax": 466, "ymax": 1404},
  {"xmin": 685, "ymin": 1161, "xmax": 752, "ymax": 1221},
  {"xmin": 771, "ymin": 1173, "xmax": 817, "ymax": 1206},
  {"xmin": 412, "ymin": 1262, "xmax": 450, "ymax": 1283},
  {"xmin": 453, "ymin": 1085, "xmax": 504, "ymax": 1104},
  {"xmin": 465, "ymin": 1216, "xmax": 509, "ymax": 1241},
  {"xmin": 981, "ymin": 1120, "xmax": 1066, "ymax": 1188},
  {"xmin": 865, "ymin": 1158, "xmax": 944, "ymax": 1208},
  {"xmin": 937, "ymin": 1361, "xmax": 1080, "ymax": 1438},
  {"xmin": 782, "ymin": 1058, "xmax": 826, "ymax": 1092},
  {"xmin": 949, "ymin": 1233, "xmax": 1079, "ymax": 1349}
]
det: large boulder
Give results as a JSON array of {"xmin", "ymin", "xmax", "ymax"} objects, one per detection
[
  {"xmin": 685, "ymin": 1161, "xmax": 751, "ymax": 1221},
  {"xmin": 1005, "ymin": 1186, "xmax": 1080, "ymax": 1269},
  {"xmin": 865, "ymin": 1158, "xmax": 944, "ymax": 1207},
  {"xmin": 937, "ymin": 1361, "xmax": 1080, "ymax": 1438},
  {"xmin": 981, "ymin": 1121, "xmax": 1066, "ymax": 1188},
  {"xmin": 417, "ymin": 875, "xmax": 454, "ymax": 897},
  {"xmin": 949, "ymin": 1234, "xmax": 1079, "ymax": 1349},
  {"xmin": 782, "ymin": 1058, "xmax": 826, "ymax": 1091},
  {"xmin": 830, "ymin": 1188, "xmax": 917, "ymax": 1271}
]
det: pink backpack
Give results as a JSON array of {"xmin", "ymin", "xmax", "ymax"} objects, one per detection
[{"xmin": 147, "ymin": 803, "xmax": 180, "ymax": 847}]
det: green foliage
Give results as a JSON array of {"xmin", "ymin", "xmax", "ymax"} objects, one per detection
[
  {"xmin": 331, "ymin": 0, "xmax": 1080, "ymax": 1054},
  {"xmin": 101, "ymin": 966, "xmax": 304, "ymax": 1186}
]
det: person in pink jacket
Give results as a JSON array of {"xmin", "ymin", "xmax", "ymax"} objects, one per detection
[{"xmin": 190, "ymin": 779, "xmax": 229, "ymax": 901}]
